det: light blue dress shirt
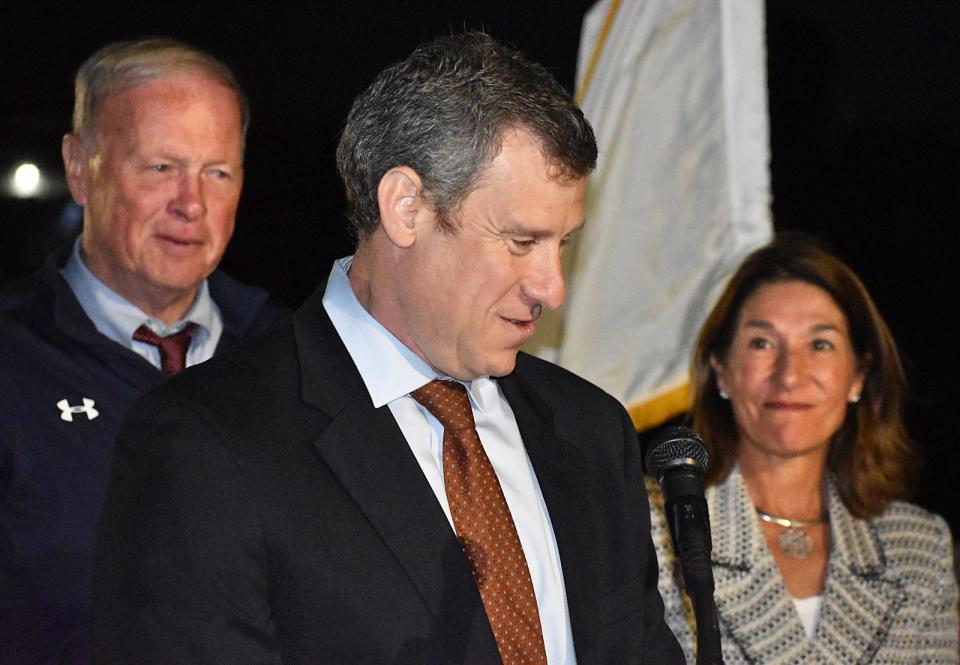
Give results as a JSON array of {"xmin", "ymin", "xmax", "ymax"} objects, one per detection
[
  {"xmin": 322, "ymin": 256, "xmax": 576, "ymax": 665},
  {"xmin": 60, "ymin": 235, "xmax": 223, "ymax": 370}
]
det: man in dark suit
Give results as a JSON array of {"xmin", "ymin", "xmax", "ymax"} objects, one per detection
[
  {"xmin": 92, "ymin": 33, "xmax": 683, "ymax": 664},
  {"xmin": 0, "ymin": 38, "xmax": 286, "ymax": 664}
]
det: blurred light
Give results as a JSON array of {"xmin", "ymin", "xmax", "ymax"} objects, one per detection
[{"xmin": 10, "ymin": 162, "xmax": 43, "ymax": 198}]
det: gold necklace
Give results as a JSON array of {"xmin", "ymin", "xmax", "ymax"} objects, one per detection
[{"xmin": 756, "ymin": 508, "xmax": 828, "ymax": 559}]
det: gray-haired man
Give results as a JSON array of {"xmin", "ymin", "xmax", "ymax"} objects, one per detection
[{"xmin": 0, "ymin": 38, "xmax": 286, "ymax": 663}]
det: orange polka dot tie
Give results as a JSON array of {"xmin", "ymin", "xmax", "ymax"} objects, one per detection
[{"xmin": 411, "ymin": 380, "xmax": 547, "ymax": 664}]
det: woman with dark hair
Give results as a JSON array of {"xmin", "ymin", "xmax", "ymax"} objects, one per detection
[{"xmin": 650, "ymin": 233, "xmax": 958, "ymax": 663}]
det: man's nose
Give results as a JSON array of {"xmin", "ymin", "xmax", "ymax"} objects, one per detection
[
  {"xmin": 172, "ymin": 172, "xmax": 206, "ymax": 221},
  {"xmin": 524, "ymin": 247, "xmax": 566, "ymax": 312}
]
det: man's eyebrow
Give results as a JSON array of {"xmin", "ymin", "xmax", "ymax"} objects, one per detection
[{"xmin": 500, "ymin": 218, "xmax": 586, "ymax": 238}]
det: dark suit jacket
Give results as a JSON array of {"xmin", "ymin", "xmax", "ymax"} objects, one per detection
[{"xmin": 92, "ymin": 285, "xmax": 683, "ymax": 664}]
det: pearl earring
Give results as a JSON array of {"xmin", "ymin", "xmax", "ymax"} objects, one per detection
[
  {"xmin": 718, "ymin": 387, "xmax": 730, "ymax": 400},
  {"xmin": 849, "ymin": 394, "xmax": 861, "ymax": 404}
]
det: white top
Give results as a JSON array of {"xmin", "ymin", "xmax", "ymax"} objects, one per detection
[
  {"xmin": 322, "ymin": 256, "xmax": 576, "ymax": 665},
  {"xmin": 61, "ymin": 235, "xmax": 223, "ymax": 369},
  {"xmin": 791, "ymin": 593, "xmax": 824, "ymax": 640}
]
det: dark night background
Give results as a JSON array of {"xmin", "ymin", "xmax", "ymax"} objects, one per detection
[{"xmin": 2, "ymin": 2, "xmax": 958, "ymax": 533}]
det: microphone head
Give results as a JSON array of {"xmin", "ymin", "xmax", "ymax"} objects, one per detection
[{"xmin": 644, "ymin": 425, "xmax": 709, "ymax": 479}]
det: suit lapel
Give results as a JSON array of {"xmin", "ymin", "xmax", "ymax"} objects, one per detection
[
  {"xmin": 815, "ymin": 481, "xmax": 904, "ymax": 664},
  {"xmin": 311, "ymin": 393, "xmax": 474, "ymax": 608},
  {"xmin": 710, "ymin": 469, "xmax": 815, "ymax": 663},
  {"xmin": 293, "ymin": 287, "xmax": 496, "ymax": 659},
  {"xmin": 499, "ymin": 370, "xmax": 602, "ymax": 664}
]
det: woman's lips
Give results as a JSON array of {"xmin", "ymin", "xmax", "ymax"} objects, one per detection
[{"xmin": 763, "ymin": 401, "xmax": 813, "ymax": 411}]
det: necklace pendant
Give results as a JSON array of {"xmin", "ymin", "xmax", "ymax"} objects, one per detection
[{"xmin": 778, "ymin": 526, "xmax": 813, "ymax": 559}]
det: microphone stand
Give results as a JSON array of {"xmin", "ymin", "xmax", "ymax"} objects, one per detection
[
  {"xmin": 665, "ymin": 469, "xmax": 724, "ymax": 665},
  {"xmin": 687, "ymin": 577, "xmax": 723, "ymax": 665},
  {"xmin": 645, "ymin": 426, "xmax": 724, "ymax": 664}
]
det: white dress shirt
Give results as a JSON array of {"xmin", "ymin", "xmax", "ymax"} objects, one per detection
[
  {"xmin": 61, "ymin": 235, "xmax": 223, "ymax": 370},
  {"xmin": 322, "ymin": 256, "xmax": 576, "ymax": 665}
]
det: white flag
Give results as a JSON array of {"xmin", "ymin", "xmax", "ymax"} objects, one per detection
[{"xmin": 527, "ymin": 0, "xmax": 772, "ymax": 430}]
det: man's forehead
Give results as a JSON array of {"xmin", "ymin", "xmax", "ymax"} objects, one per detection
[
  {"xmin": 476, "ymin": 130, "xmax": 574, "ymax": 185},
  {"xmin": 98, "ymin": 73, "xmax": 241, "ymax": 130},
  {"xmin": 93, "ymin": 76, "xmax": 226, "ymax": 137},
  {"xmin": 91, "ymin": 76, "xmax": 244, "ymax": 160}
]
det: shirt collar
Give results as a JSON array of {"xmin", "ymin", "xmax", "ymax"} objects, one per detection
[
  {"xmin": 321, "ymin": 256, "xmax": 493, "ymax": 410},
  {"xmin": 60, "ymin": 234, "xmax": 217, "ymax": 346}
]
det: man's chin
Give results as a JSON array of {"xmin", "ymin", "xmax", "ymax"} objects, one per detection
[
  {"xmin": 145, "ymin": 265, "xmax": 212, "ymax": 294},
  {"xmin": 437, "ymin": 348, "xmax": 520, "ymax": 381},
  {"xmin": 483, "ymin": 352, "xmax": 520, "ymax": 379}
]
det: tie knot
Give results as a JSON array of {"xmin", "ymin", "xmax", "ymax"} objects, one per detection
[
  {"xmin": 133, "ymin": 322, "xmax": 199, "ymax": 375},
  {"xmin": 410, "ymin": 379, "xmax": 475, "ymax": 431}
]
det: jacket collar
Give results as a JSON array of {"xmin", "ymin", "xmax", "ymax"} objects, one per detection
[
  {"xmin": 708, "ymin": 467, "xmax": 887, "ymax": 575},
  {"xmin": 207, "ymin": 270, "xmax": 272, "ymax": 346},
  {"xmin": 43, "ymin": 242, "xmax": 273, "ymax": 356},
  {"xmin": 708, "ymin": 467, "xmax": 903, "ymax": 662}
]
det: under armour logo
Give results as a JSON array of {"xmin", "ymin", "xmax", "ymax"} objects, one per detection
[{"xmin": 57, "ymin": 398, "xmax": 99, "ymax": 422}]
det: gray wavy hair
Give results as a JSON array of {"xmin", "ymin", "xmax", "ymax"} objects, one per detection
[{"xmin": 336, "ymin": 32, "xmax": 597, "ymax": 241}]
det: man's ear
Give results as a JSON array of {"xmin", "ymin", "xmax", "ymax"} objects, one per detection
[
  {"xmin": 376, "ymin": 166, "xmax": 426, "ymax": 249},
  {"xmin": 62, "ymin": 133, "xmax": 90, "ymax": 206}
]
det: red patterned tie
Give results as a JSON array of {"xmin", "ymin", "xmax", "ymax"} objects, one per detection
[
  {"xmin": 132, "ymin": 322, "xmax": 199, "ymax": 375},
  {"xmin": 411, "ymin": 379, "xmax": 547, "ymax": 664}
]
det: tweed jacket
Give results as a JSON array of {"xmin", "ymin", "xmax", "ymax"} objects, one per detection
[{"xmin": 649, "ymin": 467, "xmax": 959, "ymax": 664}]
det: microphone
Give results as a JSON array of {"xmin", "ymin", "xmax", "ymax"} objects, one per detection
[
  {"xmin": 644, "ymin": 426, "xmax": 712, "ymax": 587},
  {"xmin": 645, "ymin": 425, "xmax": 723, "ymax": 665}
]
